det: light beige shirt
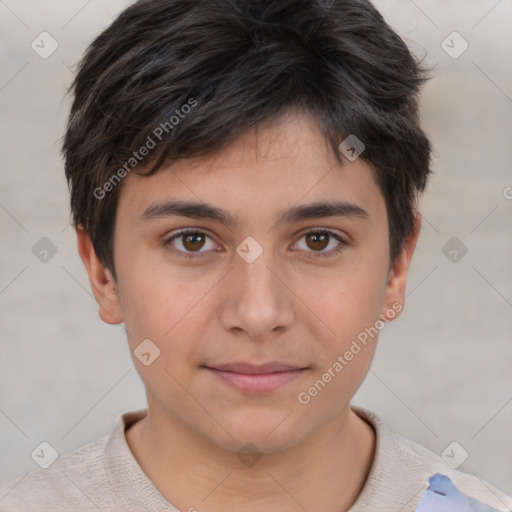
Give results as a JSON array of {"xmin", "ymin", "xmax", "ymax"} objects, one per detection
[{"xmin": 1, "ymin": 406, "xmax": 511, "ymax": 511}]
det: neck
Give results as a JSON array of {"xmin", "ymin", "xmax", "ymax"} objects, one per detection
[{"xmin": 126, "ymin": 400, "xmax": 375, "ymax": 512}]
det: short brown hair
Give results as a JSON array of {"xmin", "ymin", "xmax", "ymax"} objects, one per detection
[{"xmin": 62, "ymin": 0, "xmax": 432, "ymax": 280}]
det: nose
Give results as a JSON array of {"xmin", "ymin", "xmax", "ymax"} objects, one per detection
[{"xmin": 219, "ymin": 243, "xmax": 295, "ymax": 341}]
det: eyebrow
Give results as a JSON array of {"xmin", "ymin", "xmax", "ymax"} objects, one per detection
[{"xmin": 138, "ymin": 199, "xmax": 369, "ymax": 227}]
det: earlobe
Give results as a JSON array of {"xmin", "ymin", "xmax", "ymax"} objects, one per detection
[
  {"xmin": 75, "ymin": 227, "xmax": 124, "ymax": 325},
  {"xmin": 380, "ymin": 212, "xmax": 422, "ymax": 321}
]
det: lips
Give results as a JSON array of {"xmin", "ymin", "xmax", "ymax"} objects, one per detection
[
  {"xmin": 204, "ymin": 362, "xmax": 308, "ymax": 394},
  {"xmin": 206, "ymin": 362, "xmax": 306, "ymax": 374}
]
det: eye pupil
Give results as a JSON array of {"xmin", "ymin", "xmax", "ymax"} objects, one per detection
[
  {"xmin": 306, "ymin": 232, "xmax": 329, "ymax": 251},
  {"xmin": 183, "ymin": 233, "xmax": 205, "ymax": 251}
]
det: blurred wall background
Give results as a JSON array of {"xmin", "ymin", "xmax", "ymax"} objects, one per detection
[{"xmin": 1, "ymin": 0, "xmax": 511, "ymax": 497}]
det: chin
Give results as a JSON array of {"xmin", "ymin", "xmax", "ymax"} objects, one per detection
[{"xmin": 210, "ymin": 415, "xmax": 309, "ymax": 456}]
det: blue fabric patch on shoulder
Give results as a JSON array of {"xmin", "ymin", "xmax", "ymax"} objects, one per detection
[{"xmin": 414, "ymin": 474, "xmax": 502, "ymax": 512}]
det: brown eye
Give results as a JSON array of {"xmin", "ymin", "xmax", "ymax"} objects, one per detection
[
  {"xmin": 182, "ymin": 232, "xmax": 206, "ymax": 251},
  {"xmin": 163, "ymin": 230, "xmax": 217, "ymax": 258},
  {"xmin": 305, "ymin": 232, "xmax": 330, "ymax": 251},
  {"xmin": 294, "ymin": 229, "xmax": 347, "ymax": 258}
]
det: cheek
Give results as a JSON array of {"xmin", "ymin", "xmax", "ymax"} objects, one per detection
[
  {"xmin": 116, "ymin": 246, "xmax": 185, "ymax": 333},
  {"xmin": 294, "ymin": 268, "xmax": 384, "ymax": 412},
  {"xmin": 302, "ymin": 257, "xmax": 388, "ymax": 344},
  {"xmin": 117, "ymin": 275, "xmax": 201, "ymax": 397},
  {"xmin": 116, "ymin": 254, "xmax": 217, "ymax": 367}
]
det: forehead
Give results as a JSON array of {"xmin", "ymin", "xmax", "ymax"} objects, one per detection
[{"xmin": 117, "ymin": 112, "xmax": 384, "ymax": 226}]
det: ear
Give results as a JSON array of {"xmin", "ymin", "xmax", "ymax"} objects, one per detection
[
  {"xmin": 76, "ymin": 227, "xmax": 124, "ymax": 325},
  {"xmin": 380, "ymin": 211, "xmax": 421, "ymax": 322}
]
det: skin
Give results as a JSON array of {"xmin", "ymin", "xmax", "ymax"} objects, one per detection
[{"xmin": 77, "ymin": 109, "xmax": 421, "ymax": 511}]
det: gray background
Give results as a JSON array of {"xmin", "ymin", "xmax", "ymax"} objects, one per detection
[{"xmin": 1, "ymin": 0, "xmax": 511, "ymax": 497}]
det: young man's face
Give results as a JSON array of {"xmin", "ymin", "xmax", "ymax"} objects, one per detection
[{"xmin": 79, "ymin": 111, "xmax": 419, "ymax": 456}]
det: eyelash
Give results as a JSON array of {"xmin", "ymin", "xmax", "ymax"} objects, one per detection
[{"xmin": 163, "ymin": 228, "xmax": 348, "ymax": 260}]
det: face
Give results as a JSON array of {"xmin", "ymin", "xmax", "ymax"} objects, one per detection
[{"xmin": 80, "ymin": 110, "xmax": 419, "ymax": 455}]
